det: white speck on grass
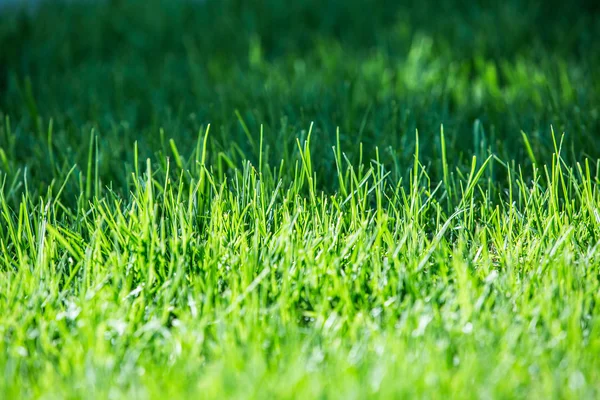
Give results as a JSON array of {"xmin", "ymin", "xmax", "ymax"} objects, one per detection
[
  {"xmin": 306, "ymin": 347, "xmax": 325, "ymax": 371},
  {"xmin": 323, "ymin": 312, "xmax": 338, "ymax": 332},
  {"xmin": 56, "ymin": 302, "xmax": 81, "ymax": 321},
  {"xmin": 569, "ymin": 370, "xmax": 586, "ymax": 390},
  {"xmin": 127, "ymin": 285, "xmax": 143, "ymax": 299},
  {"xmin": 485, "ymin": 270, "xmax": 499, "ymax": 283},
  {"xmin": 108, "ymin": 320, "xmax": 127, "ymax": 336},
  {"xmin": 462, "ymin": 322, "xmax": 473, "ymax": 334},
  {"xmin": 369, "ymin": 364, "xmax": 385, "ymax": 392},
  {"xmin": 413, "ymin": 314, "xmax": 433, "ymax": 337},
  {"xmin": 188, "ymin": 295, "xmax": 198, "ymax": 318},
  {"xmin": 16, "ymin": 346, "xmax": 28, "ymax": 357}
]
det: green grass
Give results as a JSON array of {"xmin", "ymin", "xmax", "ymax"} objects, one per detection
[{"xmin": 1, "ymin": 0, "xmax": 600, "ymax": 398}]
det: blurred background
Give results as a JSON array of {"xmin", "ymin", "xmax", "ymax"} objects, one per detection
[{"xmin": 0, "ymin": 0, "xmax": 599, "ymax": 190}]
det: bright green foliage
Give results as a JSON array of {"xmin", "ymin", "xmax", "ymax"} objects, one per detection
[{"xmin": 0, "ymin": 0, "xmax": 600, "ymax": 398}]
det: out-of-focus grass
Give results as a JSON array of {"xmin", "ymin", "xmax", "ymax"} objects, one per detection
[{"xmin": 0, "ymin": 0, "xmax": 600, "ymax": 398}]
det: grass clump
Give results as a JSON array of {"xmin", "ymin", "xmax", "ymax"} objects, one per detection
[{"xmin": 1, "ymin": 0, "xmax": 600, "ymax": 398}]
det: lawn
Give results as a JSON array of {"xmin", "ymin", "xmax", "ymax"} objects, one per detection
[{"xmin": 1, "ymin": 0, "xmax": 600, "ymax": 398}]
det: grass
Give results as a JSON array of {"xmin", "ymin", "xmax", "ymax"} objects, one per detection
[{"xmin": 1, "ymin": 0, "xmax": 600, "ymax": 398}]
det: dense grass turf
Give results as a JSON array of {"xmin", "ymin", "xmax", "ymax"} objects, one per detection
[{"xmin": 1, "ymin": 0, "xmax": 600, "ymax": 398}]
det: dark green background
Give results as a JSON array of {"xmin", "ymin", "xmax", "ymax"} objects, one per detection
[{"xmin": 1, "ymin": 0, "xmax": 599, "ymax": 192}]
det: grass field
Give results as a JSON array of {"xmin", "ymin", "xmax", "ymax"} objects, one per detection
[{"xmin": 1, "ymin": 0, "xmax": 600, "ymax": 398}]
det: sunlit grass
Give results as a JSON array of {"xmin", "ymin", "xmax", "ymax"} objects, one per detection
[{"xmin": 1, "ymin": 0, "xmax": 600, "ymax": 398}]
